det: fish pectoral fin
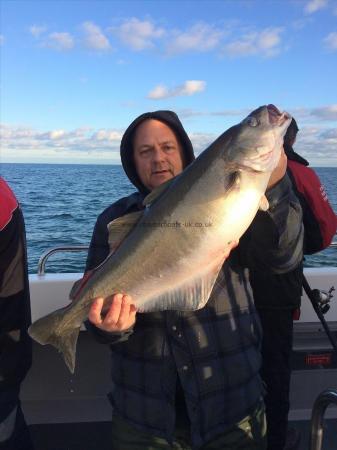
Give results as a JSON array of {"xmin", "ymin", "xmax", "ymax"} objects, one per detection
[
  {"xmin": 258, "ymin": 195, "xmax": 269, "ymax": 211},
  {"xmin": 107, "ymin": 211, "xmax": 143, "ymax": 252},
  {"xmin": 28, "ymin": 306, "xmax": 81, "ymax": 374},
  {"xmin": 142, "ymin": 178, "xmax": 174, "ymax": 206},
  {"xmin": 139, "ymin": 260, "xmax": 225, "ymax": 313}
]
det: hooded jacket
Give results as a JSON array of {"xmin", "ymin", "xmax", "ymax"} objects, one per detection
[{"xmin": 85, "ymin": 111, "xmax": 303, "ymax": 448}]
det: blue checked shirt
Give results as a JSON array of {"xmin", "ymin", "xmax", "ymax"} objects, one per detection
[{"xmin": 85, "ymin": 175, "xmax": 303, "ymax": 448}]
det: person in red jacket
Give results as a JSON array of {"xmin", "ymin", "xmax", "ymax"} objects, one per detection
[
  {"xmin": 251, "ymin": 118, "xmax": 337, "ymax": 450},
  {"xmin": 285, "ymin": 118, "xmax": 337, "ymax": 254},
  {"xmin": 0, "ymin": 177, "xmax": 34, "ymax": 450}
]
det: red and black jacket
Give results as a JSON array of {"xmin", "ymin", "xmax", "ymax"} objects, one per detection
[
  {"xmin": 287, "ymin": 159, "xmax": 337, "ymax": 254},
  {"xmin": 0, "ymin": 177, "xmax": 32, "ymax": 389}
]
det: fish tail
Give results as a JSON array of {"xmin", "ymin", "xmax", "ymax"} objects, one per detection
[{"xmin": 28, "ymin": 306, "xmax": 80, "ymax": 374}]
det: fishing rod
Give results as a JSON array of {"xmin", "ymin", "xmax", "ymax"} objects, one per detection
[{"xmin": 302, "ymin": 275, "xmax": 337, "ymax": 356}]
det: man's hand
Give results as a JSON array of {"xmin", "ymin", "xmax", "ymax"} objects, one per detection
[
  {"xmin": 267, "ymin": 148, "xmax": 287, "ymax": 190},
  {"xmin": 88, "ymin": 294, "xmax": 137, "ymax": 332}
]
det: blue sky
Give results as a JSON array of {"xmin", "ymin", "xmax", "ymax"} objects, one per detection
[{"xmin": 1, "ymin": 0, "xmax": 337, "ymax": 166}]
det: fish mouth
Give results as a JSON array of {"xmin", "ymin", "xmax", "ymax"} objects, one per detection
[{"xmin": 267, "ymin": 104, "xmax": 291, "ymax": 126}]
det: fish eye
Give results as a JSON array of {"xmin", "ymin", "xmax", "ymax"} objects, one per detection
[{"xmin": 245, "ymin": 116, "xmax": 259, "ymax": 127}]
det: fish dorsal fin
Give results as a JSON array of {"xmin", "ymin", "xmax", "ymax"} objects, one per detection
[
  {"xmin": 142, "ymin": 178, "xmax": 174, "ymax": 207},
  {"xmin": 107, "ymin": 210, "xmax": 143, "ymax": 252}
]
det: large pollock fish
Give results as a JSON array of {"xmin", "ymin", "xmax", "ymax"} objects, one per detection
[{"xmin": 29, "ymin": 104, "xmax": 291, "ymax": 372}]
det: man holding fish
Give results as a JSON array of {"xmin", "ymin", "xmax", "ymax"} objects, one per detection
[{"xmin": 29, "ymin": 105, "xmax": 303, "ymax": 449}]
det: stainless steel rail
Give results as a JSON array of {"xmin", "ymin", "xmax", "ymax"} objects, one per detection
[
  {"xmin": 36, "ymin": 241, "xmax": 337, "ymax": 275},
  {"xmin": 310, "ymin": 389, "xmax": 337, "ymax": 450},
  {"xmin": 37, "ymin": 246, "xmax": 89, "ymax": 275}
]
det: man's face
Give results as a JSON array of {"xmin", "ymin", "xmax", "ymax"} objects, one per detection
[{"xmin": 133, "ymin": 119, "xmax": 184, "ymax": 191}]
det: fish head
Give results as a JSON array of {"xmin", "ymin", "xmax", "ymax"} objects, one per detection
[{"xmin": 226, "ymin": 104, "xmax": 291, "ymax": 173}]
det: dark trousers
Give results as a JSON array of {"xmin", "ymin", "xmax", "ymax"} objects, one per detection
[
  {"xmin": 111, "ymin": 402, "xmax": 266, "ymax": 449},
  {"xmin": 257, "ymin": 308, "xmax": 294, "ymax": 450},
  {"xmin": 0, "ymin": 388, "xmax": 34, "ymax": 450}
]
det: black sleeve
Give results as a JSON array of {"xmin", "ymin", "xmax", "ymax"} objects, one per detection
[
  {"xmin": 85, "ymin": 216, "xmax": 110, "ymax": 271},
  {"xmin": 84, "ymin": 321, "xmax": 135, "ymax": 345},
  {"xmin": 240, "ymin": 174, "xmax": 303, "ymax": 274},
  {"xmin": 85, "ymin": 192, "xmax": 143, "ymax": 271},
  {"xmin": 84, "ymin": 209, "xmax": 136, "ymax": 345}
]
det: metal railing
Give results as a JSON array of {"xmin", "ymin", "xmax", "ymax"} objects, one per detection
[
  {"xmin": 37, "ymin": 241, "xmax": 337, "ymax": 276},
  {"xmin": 310, "ymin": 389, "xmax": 337, "ymax": 450},
  {"xmin": 37, "ymin": 246, "xmax": 89, "ymax": 275}
]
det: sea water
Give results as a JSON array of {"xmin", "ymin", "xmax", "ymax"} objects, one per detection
[{"xmin": 1, "ymin": 163, "xmax": 337, "ymax": 274}]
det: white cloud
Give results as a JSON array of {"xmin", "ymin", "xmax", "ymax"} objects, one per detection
[
  {"xmin": 179, "ymin": 105, "xmax": 337, "ymax": 123},
  {"xmin": 39, "ymin": 130, "xmax": 66, "ymax": 140},
  {"xmin": 29, "ymin": 25, "xmax": 47, "ymax": 38},
  {"xmin": 177, "ymin": 108, "xmax": 250, "ymax": 119},
  {"xmin": 0, "ymin": 125, "xmax": 34, "ymax": 139},
  {"xmin": 92, "ymin": 130, "xmax": 122, "ymax": 141},
  {"xmin": 223, "ymin": 27, "xmax": 284, "ymax": 58},
  {"xmin": 176, "ymin": 109, "xmax": 206, "ymax": 118},
  {"xmin": 323, "ymin": 32, "xmax": 337, "ymax": 50},
  {"xmin": 261, "ymin": 105, "xmax": 337, "ymax": 125},
  {"xmin": 320, "ymin": 128, "xmax": 337, "ymax": 139},
  {"xmin": 166, "ymin": 23, "xmax": 224, "ymax": 55},
  {"xmin": 44, "ymin": 32, "xmax": 75, "ymax": 51},
  {"xmin": 0, "ymin": 123, "xmax": 215, "ymax": 161},
  {"xmin": 171, "ymin": 80, "xmax": 206, "ymax": 96},
  {"xmin": 148, "ymin": 84, "xmax": 170, "ymax": 99},
  {"xmin": 2, "ymin": 120, "xmax": 337, "ymax": 166},
  {"xmin": 304, "ymin": 0, "xmax": 328, "ymax": 14},
  {"xmin": 81, "ymin": 21, "xmax": 111, "ymax": 51},
  {"xmin": 190, "ymin": 125, "xmax": 337, "ymax": 163},
  {"xmin": 148, "ymin": 80, "xmax": 206, "ymax": 99},
  {"xmin": 189, "ymin": 132, "xmax": 217, "ymax": 156},
  {"xmin": 291, "ymin": 18, "xmax": 313, "ymax": 30},
  {"xmin": 26, "ymin": 19, "xmax": 288, "ymax": 59},
  {"xmin": 311, "ymin": 104, "xmax": 337, "ymax": 120},
  {"xmin": 295, "ymin": 125, "xmax": 337, "ymax": 165},
  {"xmin": 110, "ymin": 18, "xmax": 165, "ymax": 51},
  {"xmin": 0, "ymin": 35, "xmax": 4, "ymax": 46},
  {"xmin": 0, "ymin": 125, "xmax": 122, "ymax": 156}
]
